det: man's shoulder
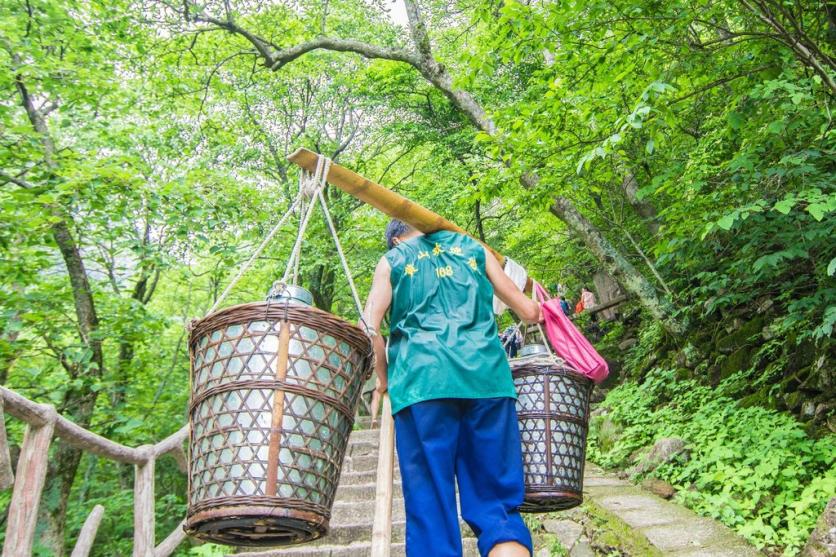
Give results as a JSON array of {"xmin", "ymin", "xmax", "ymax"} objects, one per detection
[{"xmin": 433, "ymin": 230, "xmax": 482, "ymax": 250}]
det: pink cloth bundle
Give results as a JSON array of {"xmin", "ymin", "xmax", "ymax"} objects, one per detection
[{"xmin": 535, "ymin": 283, "xmax": 609, "ymax": 384}]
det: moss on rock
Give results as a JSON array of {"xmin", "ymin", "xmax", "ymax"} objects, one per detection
[
  {"xmin": 739, "ymin": 386, "xmax": 776, "ymax": 409},
  {"xmin": 717, "ymin": 346, "xmax": 753, "ymax": 384},
  {"xmin": 715, "ymin": 316, "xmax": 764, "ymax": 354}
]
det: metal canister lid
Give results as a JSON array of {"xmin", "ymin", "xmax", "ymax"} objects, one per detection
[
  {"xmin": 266, "ymin": 283, "xmax": 313, "ymax": 306},
  {"xmin": 519, "ymin": 343, "xmax": 550, "ymax": 358}
]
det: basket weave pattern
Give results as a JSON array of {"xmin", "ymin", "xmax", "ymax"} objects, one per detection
[
  {"xmin": 512, "ymin": 361, "xmax": 593, "ymax": 512},
  {"xmin": 186, "ymin": 302, "xmax": 372, "ymax": 546}
]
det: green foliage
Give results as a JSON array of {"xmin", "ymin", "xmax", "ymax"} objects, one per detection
[
  {"xmin": 589, "ymin": 369, "xmax": 836, "ymax": 554},
  {"xmin": 0, "ymin": 0, "xmax": 833, "ymax": 554}
]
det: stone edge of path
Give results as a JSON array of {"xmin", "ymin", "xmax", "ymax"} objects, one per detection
[{"xmin": 583, "ymin": 464, "xmax": 763, "ymax": 556}]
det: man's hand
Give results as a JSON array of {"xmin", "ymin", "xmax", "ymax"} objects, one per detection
[{"xmin": 375, "ymin": 376, "xmax": 388, "ymax": 396}]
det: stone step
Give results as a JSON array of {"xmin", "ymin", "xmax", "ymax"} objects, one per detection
[
  {"xmin": 353, "ymin": 416, "xmax": 373, "ymax": 429},
  {"xmin": 346, "ymin": 439, "xmax": 379, "ymax": 457},
  {"xmin": 236, "ymin": 536, "xmax": 479, "ymax": 556},
  {"xmin": 338, "ymin": 469, "xmax": 402, "ymax": 486},
  {"xmin": 338, "ymin": 470, "xmax": 380, "ymax": 485},
  {"xmin": 335, "ymin": 481, "xmax": 403, "ymax": 503},
  {"xmin": 304, "ymin": 519, "xmax": 474, "ymax": 546},
  {"xmin": 347, "ymin": 428, "xmax": 380, "ymax": 444},
  {"xmin": 341, "ymin": 454, "xmax": 399, "ymax": 474},
  {"xmin": 331, "ymin": 498, "xmax": 406, "ymax": 525}
]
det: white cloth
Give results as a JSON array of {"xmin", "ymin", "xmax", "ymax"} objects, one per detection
[{"xmin": 493, "ymin": 257, "xmax": 528, "ymax": 314}]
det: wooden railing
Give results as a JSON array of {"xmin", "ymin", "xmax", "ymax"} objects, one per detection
[{"xmin": 0, "ymin": 386, "xmax": 190, "ymax": 557}]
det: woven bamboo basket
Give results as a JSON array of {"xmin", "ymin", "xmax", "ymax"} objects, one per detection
[
  {"xmin": 512, "ymin": 349, "xmax": 593, "ymax": 512},
  {"xmin": 185, "ymin": 297, "xmax": 372, "ymax": 546}
]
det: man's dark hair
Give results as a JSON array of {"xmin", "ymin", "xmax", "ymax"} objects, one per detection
[{"xmin": 385, "ymin": 219, "xmax": 413, "ymax": 249}]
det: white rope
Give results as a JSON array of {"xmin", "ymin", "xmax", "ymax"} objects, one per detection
[
  {"xmin": 292, "ymin": 196, "xmax": 306, "ymax": 284},
  {"xmin": 281, "ymin": 189, "xmax": 321, "ymax": 283},
  {"xmin": 203, "ymin": 153, "xmax": 368, "ymax": 333},
  {"xmin": 206, "ymin": 191, "xmax": 303, "ymax": 316},
  {"xmin": 532, "ymin": 280, "xmax": 558, "ymax": 361},
  {"xmin": 281, "ymin": 158, "xmax": 331, "ymax": 283},
  {"xmin": 316, "ymin": 188, "xmax": 367, "ymax": 327}
]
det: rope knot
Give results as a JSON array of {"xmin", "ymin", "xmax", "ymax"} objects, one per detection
[
  {"xmin": 300, "ymin": 155, "xmax": 332, "ymax": 199},
  {"xmin": 299, "ymin": 170, "xmax": 320, "ymax": 199}
]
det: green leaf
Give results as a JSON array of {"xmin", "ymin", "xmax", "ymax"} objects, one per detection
[
  {"xmin": 766, "ymin": 120, "xmax": 785, "ymax": 134},
  {"xmin": 727, "ymin": 111, "xmax": 744, "ymax": 130},
  {"xmin": 807, "ymin": 203, "xmax": 828, "ymax": 221},
  {"xmin": 827, "ymin": 258, "xmax": 836, "ymax": 277},
  {"xmin": 716, "ymin": 214, "xmax": 737, "ymax": 231},
  {"xmin": 773, "ymin": 198, "xmax": 796, "ymax": 214}
]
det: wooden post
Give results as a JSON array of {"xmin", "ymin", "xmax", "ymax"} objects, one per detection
[
  {"xmin": 134, "ymin": 448, "xmax": 155, "ymax": 557},
  {"xmin": 0, "ymin": 398, "xmax": 15, "ymax": 490},
  {"xmin": 2, "ymin": 406, "xmax": 56, "ymax": 557},
  {"xmin": 370, "ymin": 394, "xmax": 395, "ymax": 557},
  {"xmin": 70, "ymin": 504, "xmax": 105, "ymax": 557},
  {"xmin": 154, "ymin": 519, "xmax": 187, "ymax": 557}
]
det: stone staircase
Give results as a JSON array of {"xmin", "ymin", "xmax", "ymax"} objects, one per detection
[
  {"xmin": 236, "ymin": 424, "xmax": 765, "ymax": 556},
  {"xmin": 239, "ymin": 426, "xmax": 479, "ymax": 556}
]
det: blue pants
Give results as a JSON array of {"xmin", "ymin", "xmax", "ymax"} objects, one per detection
[{"xmin": 394, "ymin": 398, "xmax": 532, "ymax": 557}]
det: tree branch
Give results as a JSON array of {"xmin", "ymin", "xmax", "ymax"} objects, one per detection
[
  {"xmin": 403, "ymin": 0, "xmax": 434, "ymax": 61},
  {"xmin": 267, "ymin": 36, "xmax": 420, "ymax": 70},
  {"xmin": 0, "ymin": 170, "xmax": 35, "ymax": 189}
]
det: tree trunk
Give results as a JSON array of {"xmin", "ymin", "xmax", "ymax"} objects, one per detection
[
  {"xmin": 16, "ymin": 72, "xmax": 105, "ymax": 556},
  {"xmin": 41, "ymin": 220, "xmax": 105, "ymax": 556},
  {"xmin": 187, "ymin": 0, "xmax": 685, "ymax": 334},
  {"xmin": 306, "ymin": 264, "xmax": 336, "ymax": 312},
  {"xmin": 474, "ymin": 200, "xmax": 486, "ymax": 243},
  {"xmin": 621, "ymin": 173, "xmax": 660, "ymax": 234},
  {"xmin": 399, "ymin": 0, "xmax": 682, "ymax": 333},
  {"xmin": 550, "ymin": 197, "xmax": 683, "ymax": 334}
]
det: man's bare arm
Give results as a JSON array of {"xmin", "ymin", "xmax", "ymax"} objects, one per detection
[
  {"xmin": 483, "ymin": 247, "xmax": 542, "ymax": 323},
  {"xmin": 362, "ymin": 256, "xmax": 393, "ymax": 393}
]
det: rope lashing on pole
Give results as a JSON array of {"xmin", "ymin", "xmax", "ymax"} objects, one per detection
[{"xmin": 201, "ymin": 152, "xmax": 369, "ymax": 332}]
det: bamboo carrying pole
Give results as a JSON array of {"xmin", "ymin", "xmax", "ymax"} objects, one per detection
[
  {"xmin": 287, "ymin": 148, "xmax": 511, "ymax": 268},
  {"xmin": 370, "ymin": 394, "xmax": 395, "ymax": 557}
]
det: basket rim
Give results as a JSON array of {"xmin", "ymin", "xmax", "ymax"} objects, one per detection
[
  {"xmin": 188, "ymin": 301, "xmax": 371, "ymax": 355},
  {"xmin": 511, "ymin": 361, "xmax": 593, "ymax": 384}
]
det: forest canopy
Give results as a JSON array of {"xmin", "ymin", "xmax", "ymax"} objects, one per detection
[{"xmin": 0, "ymin": 0, "xmax": 834, "ymax": 555}]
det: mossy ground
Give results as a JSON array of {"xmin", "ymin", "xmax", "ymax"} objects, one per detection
[{"xmin": 526, "ymin": 501, "xmax": 662, "ymax": 556}]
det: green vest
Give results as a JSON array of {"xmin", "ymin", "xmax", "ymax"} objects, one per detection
[{"xmin": 385, "ymin": 230, "xmax": 516, "ymax": 414}]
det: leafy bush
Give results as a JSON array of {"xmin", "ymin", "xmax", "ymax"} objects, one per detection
[{"xmin": 588, "ymin": 369, "xmax": 836, "ymax": 555}]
